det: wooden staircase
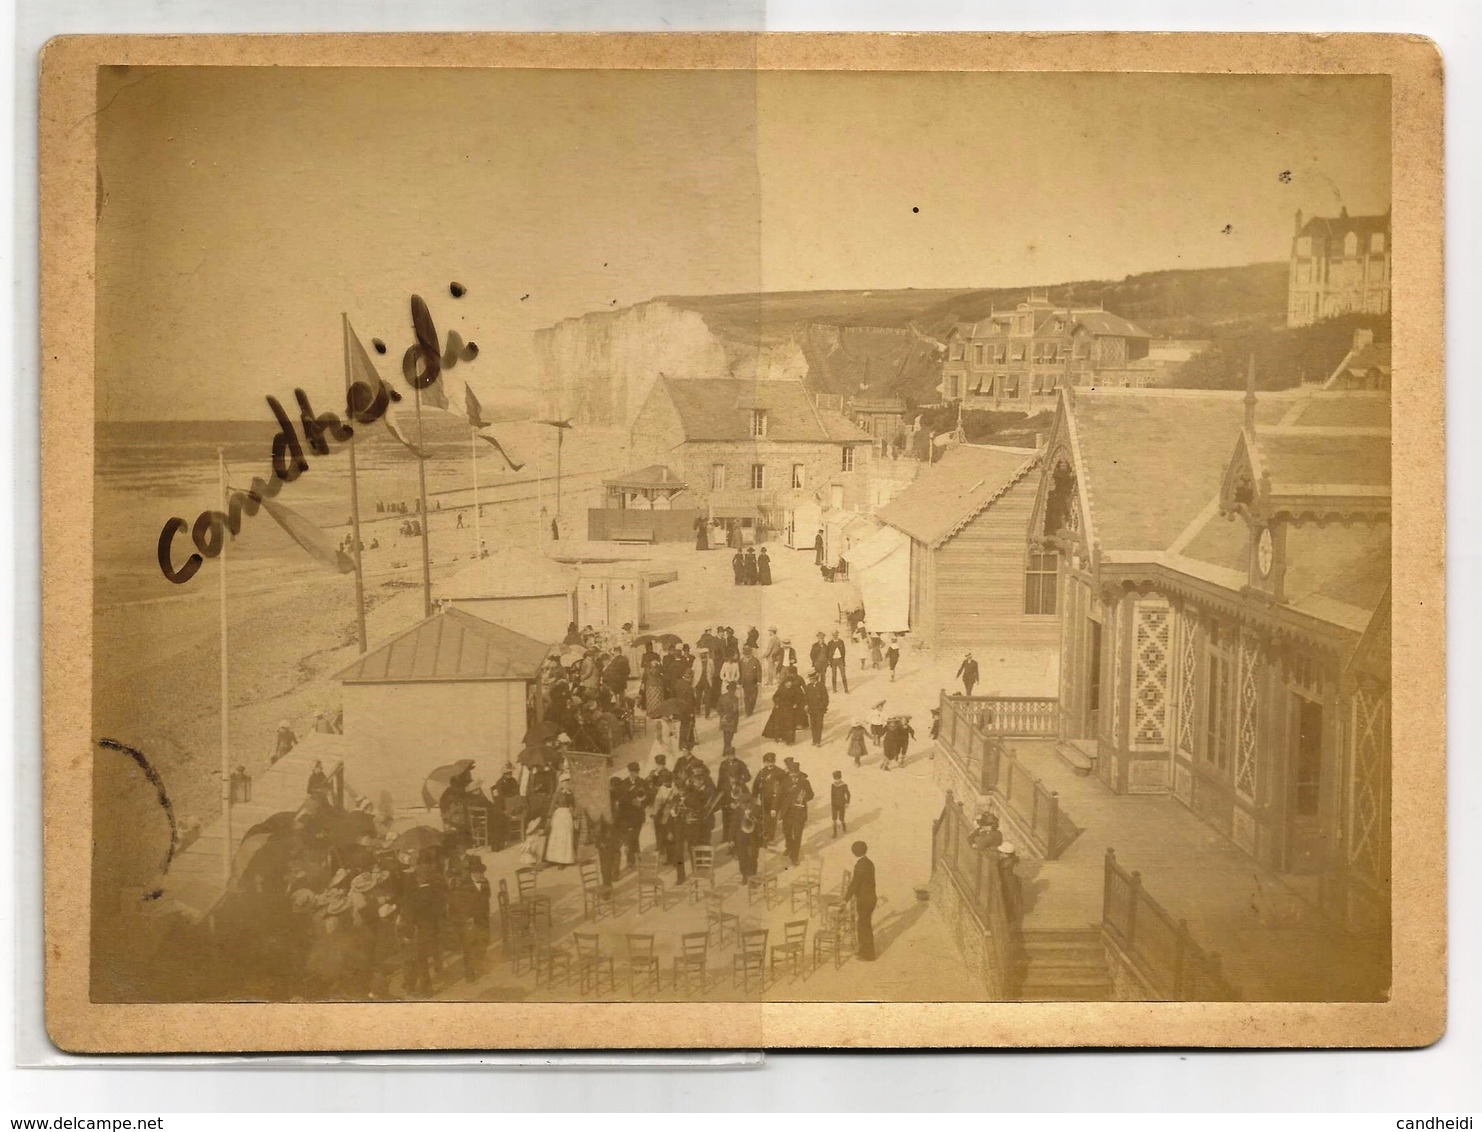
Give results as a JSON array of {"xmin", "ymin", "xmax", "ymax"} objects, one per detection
[{"xmin": 1016, "ymin": 927, "xmax": 1114, "ymax": 1001}]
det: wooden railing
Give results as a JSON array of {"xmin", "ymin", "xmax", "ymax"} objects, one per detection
[
  {"xmin": 1101, "ymin": 848, "xmax": 1241, "ymax": 1001},
  {"xmin": 932, "ymin": 793, "xmax": 1021, "ymax": 998},
  {"xmin": 952, "ymin": 694, "xmax": 1059, "ymax": 737},
  {"xmin": 938, "ymin": 692, "xmax": 1079, "ymax": 859}
]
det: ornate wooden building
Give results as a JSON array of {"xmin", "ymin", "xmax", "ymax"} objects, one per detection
[{"xmin": 1028, "ymin": 385, "xmax": 1391, "ymax": 931}]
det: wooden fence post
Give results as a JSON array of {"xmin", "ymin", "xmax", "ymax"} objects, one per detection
[
  {"xmin": 1127, "ymin": 869, "xmax": 1143, "ymax": 953},
  {"xmin": 1048, "ymin": 790, "xmax": 1061, "ymax": 856}
]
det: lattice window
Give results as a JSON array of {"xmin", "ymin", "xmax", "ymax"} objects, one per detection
[
  {"xmin": 1347, "ymin": 683, "xmax": 1389, "ymax": 887},
  {"xmin": 1174, "ymin": 614, "xmax": 1199, "ymax": 757},
  {"xmin": 1234, "ymin": 635, "xmax": 1260, "ymax": 801},
  {"xmin": 1131, "ymin": 603, "xmax": 1172, "ymax": 748}
]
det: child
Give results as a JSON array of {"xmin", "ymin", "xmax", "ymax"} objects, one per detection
[
  {"xmin": 830, "ymin": 770, "xmax": 852, "ymax": 836},
  {"xmin": 869, "ymin": 633, "xmax": 884, "ymax": 670},
  {"xmin": 846, "ymin": 717, "xmax": 869, "ymax": 767}
]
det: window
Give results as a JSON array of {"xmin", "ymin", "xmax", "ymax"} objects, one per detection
[
  {"xmin": 949, "ymin": 341, "xmax": 964, "ymax": 360},
  {"xmin": 1003, "ymin": 374, "xmax": 1020, "ymax": 399},
  {"xmin": 992, "ymin": 343, "xmax": 1007, "ymax": 363},
  {"xmin": 841, "ymin": 446, "xmax": 855, "ymax": 472},
  {"xmin": 1011, "ymin": 343, "xmax": 1026, "ymax": 362},
  {"xmin": 946, "ymin": 376, "xmax": 962, "ymax": 399},
  {"xmin": 1024, "ymin": 551, "xmax": 1058, "ymax": 615},
  {"xmin": 1343, "ymin": 231, "xmax": 1358, "ymax": 256},
  {"xmin": 1073, "ymin": 337, "xmax": 1089, "ymax": 359},
  {"xmin": 974, "ymin": 344, "xmax": 986, "ymax": 365},
  {"xmin": 1204, "ymin": 639, "xmax": 1232, "ymax": 772},
  {"xmin": 710, "ymin": 463, "xmax": 726, "ymax": 490},
  {"xmin": 750, "ymin": 409, "xmax": 768, "ymax": 438},
  {"xmin": 1295, "ymin": 700, "xmax": 1324, "ymax": 816},
  {"xmin": 1370, "ymin": 231, "xmax": 1385, "ymax": 254},
  {"xmin": 1295, "ymin": 236, "xmax": 1312, "ymax": 256},
  {"xmin": 749, "ymin": 463, "xmax": 766, "ymax": 490},
  {"xmin": 791, "ymin": 463, "xmax": 805, "ymax": 490}
]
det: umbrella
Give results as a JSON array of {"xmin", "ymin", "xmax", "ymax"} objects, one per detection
[
  {"xmin": 560, "ymin": 646, "xmax": 587, "ymax": 665},
  {"xmin": 517, "ymin": 744, "xmax": 549, "ymax": 768},
  {"xmin": 242, "ymin": 811, "xmax": 300, "ymax": 840},
  {"xmin": 523, "ymin": 720, "xmax": 560, "ymax": 745},
  {"xmin": 232, "ymin": 829, "xmax": 295, "ymax": 880},
  {"xmin": 394, "ymin": 825, "xmax": 444, "ymax": 853},
  {"xmin": 633, "ymin": 633, "xmax": 682, "ymax": 649},
  {"xmin": 421, "ymin": 759, "xmax": 477, "ymax": 809}
]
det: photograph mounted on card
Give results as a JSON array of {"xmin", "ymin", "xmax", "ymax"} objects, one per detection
[{"xmin": 39, "ymin": 32, "xmax": 1445, "ymax": 1052}]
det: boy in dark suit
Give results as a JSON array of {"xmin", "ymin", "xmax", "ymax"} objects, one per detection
[{"xmin": 830, "ymin": 770, "xmax": 851, "ymax": 836}]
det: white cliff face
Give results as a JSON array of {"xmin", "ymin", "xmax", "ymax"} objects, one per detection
[{"xmin": 534, "ymin": 300, "xmax": 810, "ymax": 426}]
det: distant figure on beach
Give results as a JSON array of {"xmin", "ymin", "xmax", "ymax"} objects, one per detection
[
  {"xmin": 756, "ymin": 547, "xmax": 772, "ymax": 586},
  {"xmin": 814, "ymin": 529, "xmax": 825, "ymax": 565},
  {"xmin": 456, "ymin": 512, "xmax": 465, "ymax": 529},
  {"xmin": 693, "ymin": 514, "xmax": 709, "ymax": 551},
  {"xmin": 550, "ymin": 517, "xmax": 560, "ymax": 541}
]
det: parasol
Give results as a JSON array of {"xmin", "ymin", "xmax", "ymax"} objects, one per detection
[
  {"xmin": 421, "ymin": 759, "xmax": 477, "ymax": 809},
  {"xmin": 523, "ymin": 720, "xmax": 560, "ymax": 745},
  {"xmin": 560, "ymin": 646, "xmax": 587, "ymax": 665},
  {"xmin": 232, "ymin": 829, "xmax": 295, "ymax": 879},
  {"xmin": 633, "ymin": 633, "xmax": 682, "ymax": 649},
  {"xmin": 516, "ymin": 744, "xmax": 549, "ymax": 768},
  {"xmin": 393, "ymin": 825, "xmax": 444, "ymax": 853},
  {"xmin": 242, "ymin": 811, "xmax": 300, "ymax": 840}
]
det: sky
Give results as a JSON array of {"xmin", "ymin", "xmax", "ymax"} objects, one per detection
[{"xmin": 95, "ymin": 67, "xmax": 1390, "ymax": 420}]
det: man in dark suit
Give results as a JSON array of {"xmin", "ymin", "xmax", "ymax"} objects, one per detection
[
  {"xmin": 805, "ymin": 670, "xmax": 831, "ymax": 747},
  {"xmin": 844, "ymin": 840, "xmax": 877, "ymax": 960},
  {"xmin": 738, "ymin": 647, "xmax": 763, "ymax": 717},
  {"xmin": 956, "ymin": 651, "xmax": 980, "ymax": 697},
  {"xmin": 614, "ymin": 762, "xmax": 651, "ymax": 871},
  {"xmin": 752, "ymin": 751, "xmax": 786, "ymax": 846}
]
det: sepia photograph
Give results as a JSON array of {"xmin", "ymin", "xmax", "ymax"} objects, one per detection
[{"xmin": 37, "ymin": 34, "xmax": 1445, "ymax": 1052}]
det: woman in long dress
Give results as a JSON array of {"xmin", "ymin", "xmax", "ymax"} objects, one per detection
[
  {"xmin": 543, "ymin": 783, "xmax": 578, "ymax": 867},
  {"xmin": 761, "ymin": 672, "xmax": 806, "ymax": 745}
]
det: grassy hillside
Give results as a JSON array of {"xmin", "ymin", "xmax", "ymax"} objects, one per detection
[
  {"xmin": 1168, "ymin": 312, "xmax": 1391, "ymax": 391},
  {"xmin": 660, "ymin": 261, "xmax": 1290, "ymax": 403}
]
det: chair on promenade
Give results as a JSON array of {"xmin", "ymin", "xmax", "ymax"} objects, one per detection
[
  {"xmin": 688, "ymin": 844, "xmax": 717, "ymax": 903},
  {"xmin": 813, "ymin": 900, "xmax": 850, "ymax": 971},
  {"xmin": 468, "ymin": 808, "xmax": 490, "ymax": 850},
  {"xmin": 625, "ymin": 933, "xmax": 661, "ymax": 996},
  {"xmin": 672, "ymin": 931, "xmax": 710, "ymax": 996},
  {"xmin": 515, "ymin": 866, "xmax": 553, "ymax": 930},
  {"xmin": 496, "ymin": 882, "xmax": 536, "ymax": 975},
  {"xmin": 747, "ymin": 854, "xmax": 779, "ymax": 908},
  {"xmin": 770, "ymin": 919, "xmax": 808, "ymax": 980},
  {"xmin": 572, "ymin": 932, "xmax": 616, "ymax": 996},
  {"xmin": 579, "ymin": 860, "xmax": 616, "ymax": 921},
  {"xmin": 636, "ymin": 855, "xmax": 667, "ymax": 913},
  {"xmin": 790, "ymin": 858, "xmax": 822, "ymax": 915},
  {"xmin": 819, "ymin": 867, "xmax": 852, "ymax": 924},
  {"xmin": 533, "ymin": 939, "xmax": 571, "ymax": 988},
  {"xmin": 733, "ymin": 928, "xmax": 769, "ymax": 995},
  {"xmin": 706, "ymin": 891, "xmax": 741, "ymax": 948}
]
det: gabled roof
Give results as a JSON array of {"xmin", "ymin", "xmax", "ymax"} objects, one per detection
[
  {"xmin": 603, "ymin": 464, "xmax": 687, "ymax": 490},
  {"xmin": 336, "ymin": 606, "xmax": 551, "ymax": 684},
  {"xmin": 875, "ymin": 444, "xmax": 1039, "ymax": 547},
  {"xmin": 1298, "ymin": 209, "xmax": 1391, "ymax": 242},
  {"xmin": 1072, "ymin": 310, "xmax": 1150, "ymax": 339},
  {"xmin": 656, "ymin": 378, "xmax": 871, "ymax": 444},
  {"xmin": 1325, "ymin": 340, "xmax": 1392, "ymax": 390}
]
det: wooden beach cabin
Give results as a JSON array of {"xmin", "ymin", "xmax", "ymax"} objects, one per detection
[
  {"xmin": 873, "ymin": 443, "xmax": 1058, "ymax": 664},
  {"xmin": 441, "ymin": 546, "xmax": 576, "ymax": 643},
  {"xmin": 334, "ymin": 607, "xmax": 551, "ymax": 813}
]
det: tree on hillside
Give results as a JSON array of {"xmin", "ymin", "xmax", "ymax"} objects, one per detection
[{"xmin": 1166, "ymin": 313, "xmax": 1391, "ymax": 391}]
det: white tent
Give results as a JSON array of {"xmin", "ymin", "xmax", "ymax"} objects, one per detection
[{"xmin": 842, "ymin": 524, "xmax": 911, "ymax": 634}]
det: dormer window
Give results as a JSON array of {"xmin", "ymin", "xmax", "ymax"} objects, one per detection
[
  {"xmin": 1344, "ymin": 231, "xmax": 1358, "ymax": 256},
  {"xmin": 750, "ymin": 409, "xmax": 768, "ymax": 438}
]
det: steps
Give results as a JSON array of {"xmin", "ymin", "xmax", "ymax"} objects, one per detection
[
  {"xmin": 1016, "ymin": 927, "xmax": 1114, "ymax": 1001},
  {"xmin": 1053, "ymin": 738, "xmax": 1098, "ymax": 777}
]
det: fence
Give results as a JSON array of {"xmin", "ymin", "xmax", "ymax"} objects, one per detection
[
  {"xmin": 938, "ymin": 692, "xmax": 1079, "ymax": 859},
  {"xmin": 931, "ymin": 793, "xmax": 1022, "ymax": 998},
  {"xmin": 1101, "ymin": 848, "xmax": 1241, "ymax": 1001},
  {"xmin": 586, "ymin": 507, "xmax": 704, "ymax": 543}
]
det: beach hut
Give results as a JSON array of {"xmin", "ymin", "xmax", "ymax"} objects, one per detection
[
  {"xmin": 334, "ymin": 607, "xmax": 551, "ymax": 812},
  {"xmin": 842, "ymin": 524, "xmax": 911, "ymax": 634},
  {"xmin": 441, "ymin": 546, "xmax": 577, "ymax": 643}
]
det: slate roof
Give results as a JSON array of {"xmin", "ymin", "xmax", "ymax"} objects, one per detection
[
  {"xmin": 1325, "ymin": 340, "xmax": 1392, "ymax": 390},
  {"xmin": 336, "ymin": 606, "xmax": 552, "ymax": 684},
  {"xmin": 658, "ymin": 378, "xmax": 871, "ymax": 444},
  {"xmin": 1073, "ymin": 310, "xmax": 1150, "ymax": 338},
  {"xmin": 1257, "ymin": 428, "xmax": 1392, "ymax": 492},
  {"xmin": 1298, "ymin": 210, "xmax": 1391, "ymax": 243},
  {"xmin": 875, "ymin": 444, "xmax": 1039, "ymax": 547}
]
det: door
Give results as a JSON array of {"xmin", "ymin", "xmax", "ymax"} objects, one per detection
[
  {"xmin": 830, "ymin": 484, "xmax": 845, "ymax": 510},
  {"xmin": 576, "ymin": 579, "xmax": 608, "ymax": 628},
  {"xmin": 1086, "ymin": 618, "xmax": 1103, "ymax": 739},
  {"xmin": 1286, "ymin": 696, "xmax": 1327, "ymax": 874}
]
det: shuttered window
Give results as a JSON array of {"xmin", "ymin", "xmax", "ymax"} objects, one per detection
[{"xmin": 1024, "ymin": 551, "xmax": 1058, "ymax": 615}]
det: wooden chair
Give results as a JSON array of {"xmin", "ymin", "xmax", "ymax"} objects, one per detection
[
  {"xmin": 733, "ymin": 928, "xmax": 769, "ymax": 994},
  {"xmin": 672, "ymin": 931, "xmax": 709, "ymax": 996},
  {"xmin": 496, "ymin": 883, "xmax": 536, "ymax": 974},
  {"xmin": 636, "ymin": 856, "xmax": 667, "ymax": 914},
  {"xmin": 770, "ymin": 918, "xmax": 808, "ymax": 980},
  {"xmin": 747, "ymin": 853, "xmax": 779, "ymax": 908},
  {"xmin": 706, "ymin": 891, "xmax": 741, "ymax": 948},
  {"xmin": 790, "ymin": 858, "xmax": 822, "ymax": 915},
  {"xmin": 688, "ymin": 844, "xmax": 717, "ymax": 903},
  {"xmin": 572, "ymin": 932, "xmax": 616, "ymax": 996},
  {"xmin": 625, "ymin": 933, "xmax": 661, "ymax": 996},
  {"xmin": 515, "ymin": 866, "xmax": 553, "ymax": 930},
  {"xmin": 579, "ymin": 860, "xmax": 616, "ymax": 921},
  {"xmin": 819, "ymin": 867, "xmax": 853, "ymax": 924},
  {"xmin": 813, "ymin": 901, "xmax": 849, "ymax": 971},
  {"xmin": 468, "ymin": 807, "xmax": 490, "ymax": 850},
  {"xmin": 533, "ymin": 940, "xmax": 571, "ymax": 988}
]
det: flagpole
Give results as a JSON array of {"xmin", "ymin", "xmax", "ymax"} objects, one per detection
[
  {"xmin": 414, "ymin": 383, "xmax": 434, "ymax": 618},
  {"xmin": 469, "ymin": 427, "xmax": 482, "ymax": 559},
  {"xmin": 218, "ymin": 448, "xmax": 232, "ymax": 886},
  {"xmin": 343, "ymin": 315, "xmax": 369, "ymax": 653}
]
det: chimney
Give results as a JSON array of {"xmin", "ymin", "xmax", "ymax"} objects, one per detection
[{"xmin": 1352, "ymin": 327, "xmax": 1375, "ymax": 352}]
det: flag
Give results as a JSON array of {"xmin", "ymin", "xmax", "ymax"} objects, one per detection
[
  {"xmin": 462, "ymin": 381, "xmax": 492, "ymax": 429},
  {"xmin": 477, "ymin": 431, "xmax": 525, "ymax": 472},
  {"xmin": 236, "ymin": 489, "xmax": 354, "ymax": 574},
  {"xmin": 343, "ymin": 316, "xmax": 429, "ymax": 459}
]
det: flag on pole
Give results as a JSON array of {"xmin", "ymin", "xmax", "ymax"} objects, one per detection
[
  {"xmin": 476, "ymin": 431, "xmax": 526, "ymax": 472},
  {"xmin": 239, "ymin": 489, "xmax": 356, "ymax": 574},
  {"xmin": 344, "ymin": 317, "xmax": 430, "ymax": 458},
  {"xmin": 462, "ymin": 380, "xmax": 492, "ymax": 429}
]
